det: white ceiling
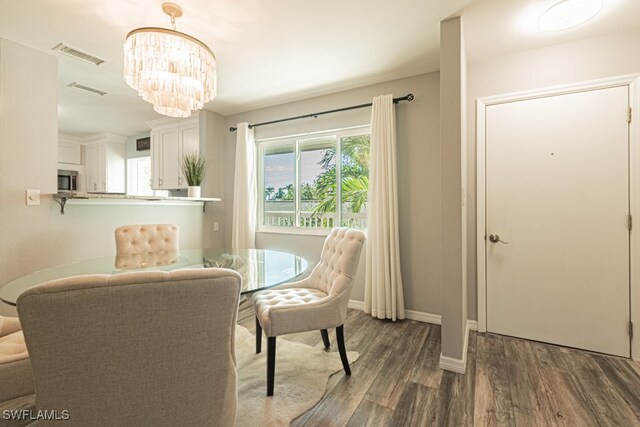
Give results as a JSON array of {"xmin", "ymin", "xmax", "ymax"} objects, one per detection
[
  {"xmin": 463, "ymin": 0, "xmax": 640, "ymax": 63},
  {"xmin": 1, "ymin": 0, "xmax": 639, "ymax": 137}
]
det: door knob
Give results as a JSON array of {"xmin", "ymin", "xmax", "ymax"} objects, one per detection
[{"xmin": 489, "ymin": 234, "xmax": 509, "ymax": 244}]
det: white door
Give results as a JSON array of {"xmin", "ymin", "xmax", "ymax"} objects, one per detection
[{"xmin": 485, "ymin": 86, "xmax": 630, "ymax": 357}]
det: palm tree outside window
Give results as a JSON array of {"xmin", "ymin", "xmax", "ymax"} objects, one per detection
[{"xmin": 259, "ymin": 127, "xmax": 370, "ymax": 231}]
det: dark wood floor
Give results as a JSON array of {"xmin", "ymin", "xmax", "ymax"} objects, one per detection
[
  {"xmin": 5, "ymin": 303, "xmax": 640, "ymax": 426},
  {"xmin": 238, "ymin": 301, "xmax": 640, "ymax": 426}
]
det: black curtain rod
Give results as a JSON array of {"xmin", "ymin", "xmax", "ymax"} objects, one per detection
[{"xmin": 229, "ymin": 93, "xmax": 414, "ymax": 132}]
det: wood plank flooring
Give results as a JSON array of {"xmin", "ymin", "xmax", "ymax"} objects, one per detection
[
  {"xmin": 239, "ymin": 301, "xmax": 640, "ymax": 426},
  {"xmin": 6, "ymin": 303, "xmax": 640, "ymax": 426}
]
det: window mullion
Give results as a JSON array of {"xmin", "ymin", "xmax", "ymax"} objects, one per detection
[
  {"xmin": 336, "ymin": 137, "xmax": 342, "ymax": 228},
  {"xmin": 257, "ymin": 143, "xmax": 264, "ymax": 229},
  {"xmin": 295, "ymin": 140, "xmax": 301, "ymax": 228}
]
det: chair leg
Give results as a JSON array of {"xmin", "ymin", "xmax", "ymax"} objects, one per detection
[
  {"xmin": 336, "ymin": 325, "xmax": 351, "ymax": 376},
  {"xmin": 320, "ymin": 329, "xmax": 330, "ymax": 349},
  {"xmin": 255, "ymin": 316, "xmax": 262, "ymax": 354},
  {"xmin": 267, "ymin": 337, "xmax": 276, "ymax": 396}
]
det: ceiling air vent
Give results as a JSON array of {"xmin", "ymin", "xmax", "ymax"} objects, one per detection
[
  {"xmin": 52, "ymin": 43, "xmax": 106, "ymax": 66},
  {"xmin": 68, "ymin": 82, "xmax": 108, "ymax": 96}
]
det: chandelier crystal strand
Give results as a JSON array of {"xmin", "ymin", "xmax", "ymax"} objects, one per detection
[{"xmin": 123, "ymin": 3, "xmax": 216, "ymax": 118}]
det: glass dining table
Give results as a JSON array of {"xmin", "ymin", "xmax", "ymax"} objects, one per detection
[{"xmin": 0, "ymin": 248, "xmax": 308, "ymax": 306}]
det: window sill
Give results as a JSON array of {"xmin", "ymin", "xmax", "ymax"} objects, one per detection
[{"xmin": 257, "ymin": 227, "xmax": 332, "ymax": 237}]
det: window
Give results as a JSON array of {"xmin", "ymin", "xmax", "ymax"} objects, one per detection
[
  {"xmin": 259, "ymin": 127, "xmax": 370, "ymax": 232},
  {"xmin": 127, "ymin": 157, "xmax": 170, "ymax": 197},
  {"xmin": 127, "ymin": 157, "xmax": 153, "ymax": 196}
]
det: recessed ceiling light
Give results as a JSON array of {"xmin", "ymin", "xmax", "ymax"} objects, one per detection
[{"xmin": 539, "ymin": 0, "xmax": 602, "ymax": 31}]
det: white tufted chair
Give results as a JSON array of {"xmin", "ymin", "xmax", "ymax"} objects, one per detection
[
  {"xmin": 114, "ymin": 224, "xmax": 179, "ymax": 256},
  {"xmin": 0, "ymin": 315, "xmax": 34, "ymax": 403},
  {"xmin": 252, "ymin": 228, "xmax": 365, "ymax": 396},
  {"xmin": 115, "ymin": 250, "xmax": 180, "ymax": 270}
]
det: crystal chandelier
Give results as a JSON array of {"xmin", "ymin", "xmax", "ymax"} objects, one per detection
[{"xmin": 123, "ymin": 2, "xmax": 217, "ymax": 118}]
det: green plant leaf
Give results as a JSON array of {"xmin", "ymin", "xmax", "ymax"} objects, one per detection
[{"xmin": 180, "ymin": 152, "xmax": 208, "ymax": 186}]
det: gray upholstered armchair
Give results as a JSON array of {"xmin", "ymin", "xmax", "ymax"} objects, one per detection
[
  {"xmin": 17, "ymin": 269, "xmax": 241, "ymax": 427},
  {"xmin": 0, "ymin": 315, "xmax": 34, "ymax": 403},
  {"xmin": 252, "ymin": 228, "xmax": 365, "ymax": 396}
]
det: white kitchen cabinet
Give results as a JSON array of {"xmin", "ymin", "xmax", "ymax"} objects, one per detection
[
  {"xmin": 148, "ymin": 113, "xmax": 200, "ymax": 190},
  {"xmin": 58, "ymin": 141, "xmax": 82, "ymax": 164},
  {"xmin": 84, "ymin": 134, "xmax": 126, "ymax": 193}
]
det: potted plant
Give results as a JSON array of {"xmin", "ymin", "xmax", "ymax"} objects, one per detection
[{"xmin": 180, "ymin": 152, "xmax": 207, "ymax": 198}]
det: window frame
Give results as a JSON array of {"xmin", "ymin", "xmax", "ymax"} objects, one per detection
[
  {"xmin": 127, "ymin": 156, "xmax": 169, "ymax": 197},
  {"xmin": 126, "ymin": 156, "xmax": 152, "ymax": 196},
  {"xmin": 257, "ymin": 125, "xmax": 371, "ymax": 236}
]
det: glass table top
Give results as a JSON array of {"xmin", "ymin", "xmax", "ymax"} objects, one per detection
[{"xmin": 0, "ymin": 248, "xmax": 308, "ymax": 306}]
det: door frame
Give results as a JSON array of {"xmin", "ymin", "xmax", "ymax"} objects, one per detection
[{"xmin": 476, "ymin": 74, "xmax": 640, "ymax": 359}]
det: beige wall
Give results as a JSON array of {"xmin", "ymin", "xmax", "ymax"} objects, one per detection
[
  {"xmin": 1, "ymin": 38, "xmax": 57, "ymax": 314},
  {"xmin": 439, "ymin": 17, "xmax": 468, "ymax": 361},
  {"xmin": 200, "ymin": 110, "xmax": 227, "ymax": 249},
  {"xmin": 466, "ymin": 29, "xmax": 640, "ymax": 321},
  {"xmin": 224, "ymin": 73, "xmax": 442, "ymax": 313},
  {"xmin": 0, "ymin": 40, "xmax": 216, "ymax": 316}
]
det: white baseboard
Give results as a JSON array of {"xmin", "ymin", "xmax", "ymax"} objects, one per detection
[
  {"xmin": 438, "ymin": 319, "xmax": 475, "ymax": 374},
  {"xmin": 405, "ymin": 309, "xmax": 442, "ymax": 325},
  {"xmin": 348, "ymin": 299, "xmax": 478, "ymax": 374},
  {"xmin": 347, "ymin": 300, "xmax": 480, "ymax": 329},
  {"xmin": 347, "ymin": 300, "xmax": 365, "ymax": 311},
  {"xmin": 348, "ymin": 299, "xmax": 442, "ymax": 324},
  {"xmin": 439, "ymin": 354, "xmax": 467, "ymax": 373}
]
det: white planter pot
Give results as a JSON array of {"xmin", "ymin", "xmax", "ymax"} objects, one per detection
[{"xmin": 187, "ymin": 186, "xmax": 201, "ymax": 198}]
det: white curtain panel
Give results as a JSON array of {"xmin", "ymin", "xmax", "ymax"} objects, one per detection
[
  {"xmin": 364, "ymin": 94, "xmax": 405, "ymax": 321},
  {"xmin": 231, "ymin": 122, "xmax": 257, "ymax": 249}
]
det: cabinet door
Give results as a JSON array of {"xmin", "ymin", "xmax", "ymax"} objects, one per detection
[
  {"xmin": 58, "ymin": 142, "xmax": 81, "ymax": 164},
  {"xmin": 179, "ymin": 125, "xmax": 199, "ymax": 189},
  {"xmin": 97, "ymin": 143, "xmax": 107, "ymax": 192},
  {"xmin": 104, "ymin": 142, "xmax": 125, "ymax": 193},
  {"xmin": 85, "ymin": 144, "xmax": 99, "ymax": 192},
  {"xmin": 150, "ymin": 132, "xmax": 162, "ymax": 189},
  {"xmin": 160, "ymin": 129, "xmax": 181, "ymax": 189}
]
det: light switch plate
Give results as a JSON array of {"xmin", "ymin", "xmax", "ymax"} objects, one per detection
[
  {"xmin": 26, "ymin": 189, "xmax": 40, "ymax": 206},
  {"xmin": 214, "ymin": 222, "xmax": 219, "ymax": 232}
]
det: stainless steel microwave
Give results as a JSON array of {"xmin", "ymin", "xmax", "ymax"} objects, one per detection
[{"xmin": 57, "ymin": 169, "xmax": 78, "ymax": 192}]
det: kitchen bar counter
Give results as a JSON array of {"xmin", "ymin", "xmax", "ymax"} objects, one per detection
[{"xmin": 53, "ymin": 192, "xmax": 221, "ymax": 214}]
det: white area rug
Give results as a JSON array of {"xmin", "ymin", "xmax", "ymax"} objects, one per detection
[
  {"xmin": 2, "ymin": 326, "xmax": 357, "ymax": 426},
  {"xmin": 235, "ymin": 325, "xmax": 359, "ymax": 426}
]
